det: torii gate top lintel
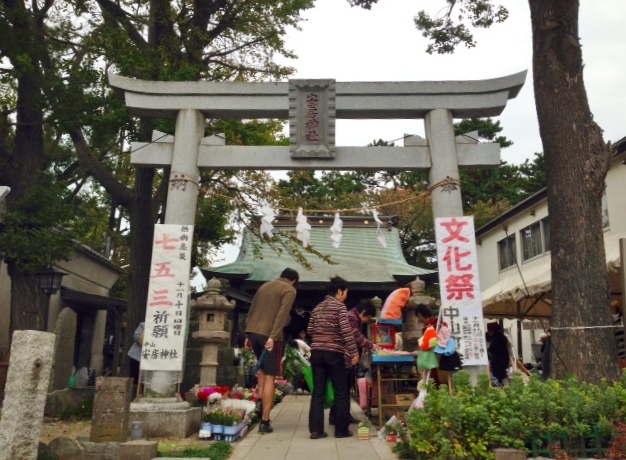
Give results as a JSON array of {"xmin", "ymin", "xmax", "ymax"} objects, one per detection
[{"xmin": 108, "ymin": 70, "xmax": 527, "ymax": 120}]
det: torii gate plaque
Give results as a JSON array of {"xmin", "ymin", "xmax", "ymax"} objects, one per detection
[{"xmin": 109, "ymin": 71, "xmax": 526, "ymax": 415}]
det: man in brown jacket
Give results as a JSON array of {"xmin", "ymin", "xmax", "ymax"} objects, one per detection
[{"xmin": 245, "ymin": 267, "xmax": 299, "ymax": 433}]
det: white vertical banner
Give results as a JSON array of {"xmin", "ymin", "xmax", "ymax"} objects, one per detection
[
  {"xmin": 434, "ymin": 216, "xmax": 488, "ymax": 366},
  {"xmin": 140, "ymin": 224, "xmax": 194, "ymax": 371}
]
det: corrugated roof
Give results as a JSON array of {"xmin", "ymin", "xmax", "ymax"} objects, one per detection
[{"xmin": 203, "ymin": 223, "xmax": 435, "ymax": 283}]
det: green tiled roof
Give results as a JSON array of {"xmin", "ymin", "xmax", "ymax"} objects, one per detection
[{"xmin": 202, "ymin": 223, "xmax": 435, "ymax": 283}]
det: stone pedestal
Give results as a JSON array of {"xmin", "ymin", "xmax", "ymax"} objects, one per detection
[
  {"xmin": 493, "ymin": 448, "xmax": 527, "ymax": 460},
  {"xmin": 120, "ymin": 440, "xmax": 158, "ymax": 460},
  {"xmin": 0, "ymin": 330, "xmax": 55, "ymax": 460},
  {"xmin": 129, "ymin": 399, "xmax": 201, "ymax": 438}
]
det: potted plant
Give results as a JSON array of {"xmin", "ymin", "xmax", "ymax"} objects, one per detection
[
  {"xmin": 208, "ymin": 409, "xmax": 225, "ymax": 434},
  {"xmin": 223, "ymin": 409, "xmax": 245, "ymax": 435},
  {"xmin": 358, "ymin": 419, "xmax": 372, "ymax": 440},
  {"xmin": 201, "ymin": 412, "xmax": 212, "ymax": 431}
]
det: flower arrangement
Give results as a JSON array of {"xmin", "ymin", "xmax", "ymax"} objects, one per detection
[
  {"xmin": 222, "ymin": 409, "xmax": 245, "ymax": 426},
  {"xmin": 196, "ymin": 385, "xmax": 230, "ymax": 405},
  {"xmin": 220, "ymin": 398, "xmax": 257, "ymax": 416},
  {"xmin": 203, "ymin": 408, "xmax": 225, "ymax": 425},
  {"xmin": 274, "ymin": 378, "xmax": 289, "ymax": 392}
]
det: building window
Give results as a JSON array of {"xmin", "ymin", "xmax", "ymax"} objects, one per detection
[
  {"xmin": 543, "ymin": 218, "xmax": 550, "ymax": 252},
  {"xmin": 498, "ymin": 234, "xmax": 516, "ymax": 270},
  {"xmin": 521, "ymin": 218, "xmax": 550, "ymax": 261}
]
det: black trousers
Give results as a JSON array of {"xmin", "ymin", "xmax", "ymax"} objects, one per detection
[
  {"xmin": 309, "ymin": 350, "xmax": 349, "ymax": 436},
  {"xmin": 329, "ymin": 367, "xmax": 354, "ymax": 419}
]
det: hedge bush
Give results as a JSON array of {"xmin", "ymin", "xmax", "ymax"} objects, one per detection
[{"xmin": 395, "ymin": 371, "xmax": 626, "ymax": 460}]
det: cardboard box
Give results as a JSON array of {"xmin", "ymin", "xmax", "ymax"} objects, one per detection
[{"xmin": 395, "ymin": 393, "xmax": 416, "ymax": 406}]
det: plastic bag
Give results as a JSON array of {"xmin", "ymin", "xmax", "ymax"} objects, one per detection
[
  {"xmin": 302, "ymin": 365, "xmax": 334, "ymax": 408},
  {"xmin": 378, "ymin": 415, "xmax": 398, "ymax": 440},
  {"xmin": 74, "ymin": 367, "xmax": 89, "ymax": 388}
]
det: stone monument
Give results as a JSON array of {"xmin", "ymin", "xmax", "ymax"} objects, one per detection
[
  {"xmin": 0, "ymin": 330, "xmax": 55, "ymax": 460},
  {"xmin": 90, "ymin": 377, "xmax": 132, "ymax": 442},
  {"xmin": 403, "ymin": 277, "xmax": 437, "ymax": 352},
  {"xmin": 191, "ymin": 277, "xmax": 236, "ymax": 387}
]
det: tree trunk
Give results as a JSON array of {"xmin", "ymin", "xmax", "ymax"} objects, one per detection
[
  {"xmin": 529, "ymin": 0, "xmax": 620, "ymax": 382},
  {"xmin": 120, "ymin": 167, "xmax": 156, "ymax": 375},
  {"xmin": 7, "ymin": 263, "xmax": 48, "ymax": 337},
  {"xmin": 5, "ymin": 68, "xmax": 47, "ymax": 342}
]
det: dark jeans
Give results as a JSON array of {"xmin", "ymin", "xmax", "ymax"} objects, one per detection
[
  {"xmin": 309, "ymin": 350, "xmax": 349, "ymax": 436},
  {"xmin": 129, "ymin": 359, "xmax": 140, "ymax": 385},
  {"xmin": 329, "ymin": 367, "xmax": 354, "ymax": 419}
]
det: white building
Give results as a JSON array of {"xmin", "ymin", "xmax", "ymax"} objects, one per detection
[{"xmin": 476, "ymin": 137, "xmax": 626, "ymax": 364}]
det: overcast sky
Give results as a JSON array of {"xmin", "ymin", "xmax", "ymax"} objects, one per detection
[
  {"xmin": 275, "ymin": 0, "xmax": 626, "ymax": 164},
  {"xmin": 201, "ymin": 0, "xmax": 626, "ymax": 276}
]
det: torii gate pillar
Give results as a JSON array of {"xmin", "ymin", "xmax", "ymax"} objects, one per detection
[
  {"xmin": 425, "ymin": 109, "xmax": 464, "ymax": 218},
  {"xmin": 165, "ymin": 109, "xmax": 204, "ymax": 225},
  {"xmin": 142, "ymin": 109, "xmax": 204, "ymax": 398}
]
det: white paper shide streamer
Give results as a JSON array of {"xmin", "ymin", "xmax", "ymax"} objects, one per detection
[
  {"xmin": 295, "ymin": 207, "xmax": 311, "ymax": 248},
  {"xmin": 329, "ymin": 212, "xmax": 343, "ymax": 248},
  {"xmin": 372, "ymin": 209, "xmax": 387, "ymax": 248},
  {"xmin": 260, "ymin": 205, "xmax": 276, "ymax": 238}
]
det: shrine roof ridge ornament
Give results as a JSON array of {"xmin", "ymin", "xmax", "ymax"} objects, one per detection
[{"xmin": 108, "ymin": 71, "xmax": 527, "ymax": 120}]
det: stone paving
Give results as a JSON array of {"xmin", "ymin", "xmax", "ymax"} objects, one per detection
[{"xmin": 230, "ymin": 394, "xmax": 396, "ymax": 460}]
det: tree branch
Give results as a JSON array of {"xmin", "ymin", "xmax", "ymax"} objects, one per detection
[
  {"xmin": 94, "ymin": 0, "xmax": 149, "ymax": 50},
  {"xmin": 69, "ymin": 127, "xmax": 135, "ymax": 208}
]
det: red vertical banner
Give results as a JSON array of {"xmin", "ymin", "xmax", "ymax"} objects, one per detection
[
  {"xmin": 140, "ymin": 224, "xmax": 194, "ymax": 371},
  {"xmin": 435, "ymin": 217, "xmax": 488, "ymax": 366}
]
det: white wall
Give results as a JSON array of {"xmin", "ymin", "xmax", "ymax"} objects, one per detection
[{"xmin": 477, "ymin": 152, "xmax": 626, "ymax": 360}]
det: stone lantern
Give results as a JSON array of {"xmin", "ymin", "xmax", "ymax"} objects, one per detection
[
  {"xmin": 371, "ymin": 296, "xmax": 382, "ymax": 316},
  {"xmin": 191, "ymin": 278, "xmax": 235, "ymax": 387},
  {"xmin": 403, "ymin": 277, "xmax": 437, "ymax": 352}
]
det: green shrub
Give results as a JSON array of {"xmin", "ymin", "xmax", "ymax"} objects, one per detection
[{"xmin": 395, "ymin": 371, "xmax": 626, "ymax": 460}]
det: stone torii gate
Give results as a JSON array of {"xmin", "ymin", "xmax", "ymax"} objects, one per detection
[{"xmin": 109, "ymin": 71, "xmax": 526, "ymax": 423}]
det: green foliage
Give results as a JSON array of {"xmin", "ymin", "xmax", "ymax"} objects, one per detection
[
  {"xmin": 350, "ymin": 0, "xmax": 509, "ymax": 54},
  {"xmin": 275, "ymin": 170, "xmax": 372, "ymax": 213},
  {"xmin": 0, "ymin": 172, "xmax": 82, "ymax": 272},
  {"xmin": 157, "ymin": 441, "xmax": 232, "ymax": 459},
  {"xmin": 282, "ymin": 344, "xmax": 309, "ymax": 382},
  {"xmin": 204, "ymin": 409, "xmax": 225, "ymax": 425},
  {"xmin": 272, "ymin": 118, "xmax": 545, "ymax": 269},
  {"xmin": 395, "ymin": 371, "xmax": 626, "ymax": 460}
]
